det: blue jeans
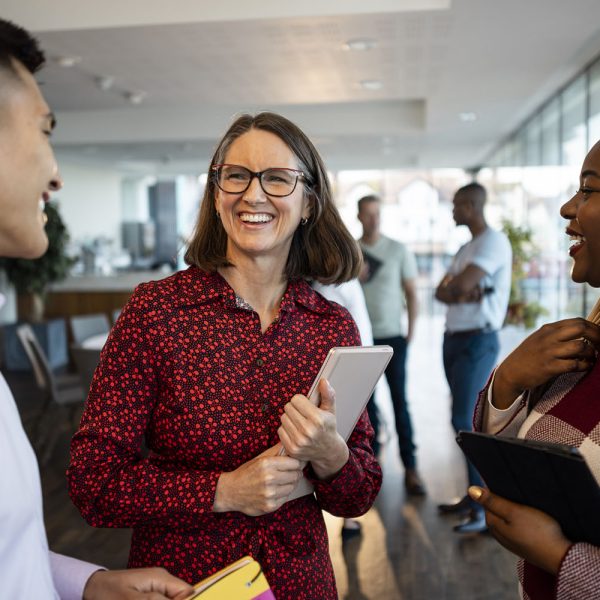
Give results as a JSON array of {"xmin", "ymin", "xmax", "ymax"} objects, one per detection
[
  {"xmin": 443, "ymin": 330, "xmax": 499, "ymax": 493},
  {"xmin": 374, "ymin": 334, "xmax": 416, "ymax": 469}
]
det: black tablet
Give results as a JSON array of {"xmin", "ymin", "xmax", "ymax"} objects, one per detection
[{"xmin": 456, "ymin": 430, "xmax": 600, "ymax": 545}]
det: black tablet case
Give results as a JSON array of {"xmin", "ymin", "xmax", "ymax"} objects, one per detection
[
  {"xmin": 456, "ymin": 430, "xmax": 600, "ymax": 545},
  {"xmin": 361, "ymin": 250, "xmax": 383, "ymax": 282}
]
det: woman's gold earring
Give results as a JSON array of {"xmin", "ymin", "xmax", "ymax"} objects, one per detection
[{"xmin": 301, "ymin": 217, "xmax": 308, "ymax": 226}]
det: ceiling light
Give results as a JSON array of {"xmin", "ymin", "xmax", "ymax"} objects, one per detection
[
  {"xmin": 54, "ymin": 55, "xmax": 82, "ymax": 68},
  {"xmin": 459, "ymin": 112, "xmax": 477, "ymax": 122},
  {"xmin": 343, "ymin": 38, "xmax": 377, "ymax": 51},
  {"xmin": 125, "ymin": 90, "xmax": 147, "ymax": 105},
  {"xmin": 95, "ymin": 76, "xmax": 114, "ymax": 91},
  {"xmin": 360, "ymin": 79, "xmax": 383, "ymax": 91}
]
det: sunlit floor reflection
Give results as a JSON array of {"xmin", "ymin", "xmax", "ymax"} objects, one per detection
[{"xmin": 325, "ymin": 316, "xmax": 523, "ymax": 600}]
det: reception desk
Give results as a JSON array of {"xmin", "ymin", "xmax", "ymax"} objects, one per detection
[{"xmin": 45, "ymin": 270, "xmax": 170, "ymax": 320}]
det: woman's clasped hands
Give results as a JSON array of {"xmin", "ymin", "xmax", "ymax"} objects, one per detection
[
  {"xmin": 213, "ymin": 443, "xmax": 303, "ymax": 516},
  {"xmin": 213, "ymin": 379, "xmax": 348, "ymax": 516}
]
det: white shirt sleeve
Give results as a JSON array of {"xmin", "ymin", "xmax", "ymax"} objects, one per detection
[
  {"xmin": 312, "ymin": 280, "xmax": 374, "ymax": 346},
  {"xmin": 49, "ymin": 551, "xmax": 103, "ymax": 600},
  {"xmin": 482, "ymin": 371, "xmax": 526, "ymax": 434},
  {"xmin": 400, "ymin": 245, "xmax": 418, "ymax": 281}
]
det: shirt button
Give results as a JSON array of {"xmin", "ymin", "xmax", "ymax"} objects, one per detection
[
  {"xmin": 261, "ymin": 402, "xmax": 268, "ymax": 412},
  {"xmin": 256, "ymin": 358, "xmax": 265, "ymax": 367}
]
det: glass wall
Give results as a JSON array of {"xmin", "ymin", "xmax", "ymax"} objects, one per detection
[{"xmin": 485, "ymin": 53, "xmax": 600, "ymax": 320}]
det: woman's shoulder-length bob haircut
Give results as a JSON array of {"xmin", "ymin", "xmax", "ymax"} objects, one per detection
[{"xmin": 184, "ymin": 112, "xmax": 362, "ymax": 285}]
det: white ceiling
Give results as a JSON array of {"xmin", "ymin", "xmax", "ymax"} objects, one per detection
[{"xmin": 5, "ymin": 0, "xmax": 600, "ymax": 174}]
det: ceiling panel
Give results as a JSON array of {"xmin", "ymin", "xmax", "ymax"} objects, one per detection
[{"xmin": 7, "ymin": 0, "xmax": 600, "ymax": 172}]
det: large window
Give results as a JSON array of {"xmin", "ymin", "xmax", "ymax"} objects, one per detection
[
  {"xmin": 589, "ymin": 60, "xmax": 600, "ymax": 144},
  {"xmin": 541, "ymin": 98, "xmax": 561, "ymax": 166},
  {"xmin": 561, "ymin": 75, "xmax": 587, "ymax": 167},
  {"xmin": 485, "ymin": 55, "xmax": 600, "ymax": 320}
]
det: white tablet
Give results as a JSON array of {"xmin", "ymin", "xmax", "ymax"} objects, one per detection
[{"xmin": 285, "ymin": 345, "xmax": 393, "ymax": 501}]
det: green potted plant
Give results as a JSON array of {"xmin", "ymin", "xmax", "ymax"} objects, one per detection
[
  {"xmin": 502, "ymin": 219, "xmax": 548, "ymax": 329},
  {"xmin": 0, "ymin": 202, "xmax": 75, "ymax": 322}
]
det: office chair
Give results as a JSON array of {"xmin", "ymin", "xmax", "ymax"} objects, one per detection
[
  {"xmin": 16, "ymin": 324, "xmax": 85, "ymax": 464},
  {"xmin": 70, "ymin": 344, "xmax": 101, "ymax": 393},
  {"xmin": 111, "ymin": 307, "xmax": 122, "ymax": 324},
  {"xmin": 69, "ymin": 313, "xmax": 110, "ymax": 345}
]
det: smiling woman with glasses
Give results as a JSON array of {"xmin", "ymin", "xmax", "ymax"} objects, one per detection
[{"xmin": 69, "ymin": 112, "xmax": 381, "ymax": 600}]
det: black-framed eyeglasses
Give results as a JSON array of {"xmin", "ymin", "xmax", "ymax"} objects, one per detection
[{"xmin": 211, "ymin": 164, "xmax": 306, "ymax": 197}]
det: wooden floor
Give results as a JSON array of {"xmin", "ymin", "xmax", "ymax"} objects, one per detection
[{"xmin": 6, "ymin": 315, "xmax": 525, "ymax": 600}]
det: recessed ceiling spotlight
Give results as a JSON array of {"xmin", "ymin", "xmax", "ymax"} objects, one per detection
[
  {"xmin": 95, "ymin": 75, "xmax": 114, "ymax": 91},
  {"xmin": 343, "ymin": 38, "xmax": 377, "ymax": 51},
  {"xmin": 360, "ymin": 79, "xmax": 383, "ymax": 91},
  {"xmin": 125, "ymin": 90, "xmax": 147, "ymax": 105},
  {"xmin": 54, "ymin": 55, "xmax": 82, "ymax": 68},
  {"xmin": 459, "ymin": 111, "xmax": 477, "ymax": 122}
]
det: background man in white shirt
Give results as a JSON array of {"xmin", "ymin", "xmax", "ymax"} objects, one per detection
[
  {"xmin": 0, "ymin": 18, "xmax": 193, "ymax": 600},
  {"xmin": 435, "ymin": 182, "xmax": 512, "ymax": 534}
]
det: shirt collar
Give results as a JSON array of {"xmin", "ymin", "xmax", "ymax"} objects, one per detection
[{"xmin": 178, "ymin": 267, "xmax": 334, "ymax": 316}]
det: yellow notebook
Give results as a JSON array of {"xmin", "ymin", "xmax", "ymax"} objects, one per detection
[{"xmin": 184, "ymin": 556, "xmax": 275, "ymax": 600}]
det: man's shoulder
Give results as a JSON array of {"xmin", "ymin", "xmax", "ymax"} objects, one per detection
[
  {"xmin": 484, "ymin": 226, "xmax": 509, "ymax": 241},
  {"xmin": 480, "ymin": 227, "xmax": 511, "ymax": 252},
  {"xmin": 378, "ymin": 235, "xmax": 411, "ymax": 255},
  {"xmin": 462, "ymin": 228, "xmax": 511, "ymax": 272}
]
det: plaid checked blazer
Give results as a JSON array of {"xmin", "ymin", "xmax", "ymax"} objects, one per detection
[{"xmin": 474, "ymin": 359, "xmax": 600, "ymax": 600}]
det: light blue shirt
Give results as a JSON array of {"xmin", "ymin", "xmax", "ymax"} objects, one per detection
[{"xmin": 359, "ymin": 235, "xmax": 418, "ymax": 338}]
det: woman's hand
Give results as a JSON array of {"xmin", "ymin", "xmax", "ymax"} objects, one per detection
[
  {"xmin": 213, "ymin": 443, "xmax": 303, "ymax": 516},
  {"xmin": 468, "ymin": 486, "xmax": 571, "ymax": 575},
  {"xmin": 278, "ymin": 379, "xmax": 349, "ymax": 480},
  {"xmin": 493, "ymin": 318, "xmax": 600, "ymax": 409}
]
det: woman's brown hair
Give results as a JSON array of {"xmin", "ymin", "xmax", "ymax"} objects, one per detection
[{"xmin": 184, "ymin": 112, "xmax": 361, "ymax": 284}]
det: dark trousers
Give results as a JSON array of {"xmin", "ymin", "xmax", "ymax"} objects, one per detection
[
  {"xmin": 443, "ymin": 330, "xmax": 499, "ymax": 494},
  {"xmin": 366, "ymin": 395, "xmax": 380, "ymax": 456},
  {"xmin": 374, "ymin": 334, "xmax": 416, "ymax": 469}
]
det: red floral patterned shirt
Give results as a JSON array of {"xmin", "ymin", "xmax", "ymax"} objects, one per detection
[{"xmin": 68, "ymin": 267, "xmax": 382, "ymax": 600}]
